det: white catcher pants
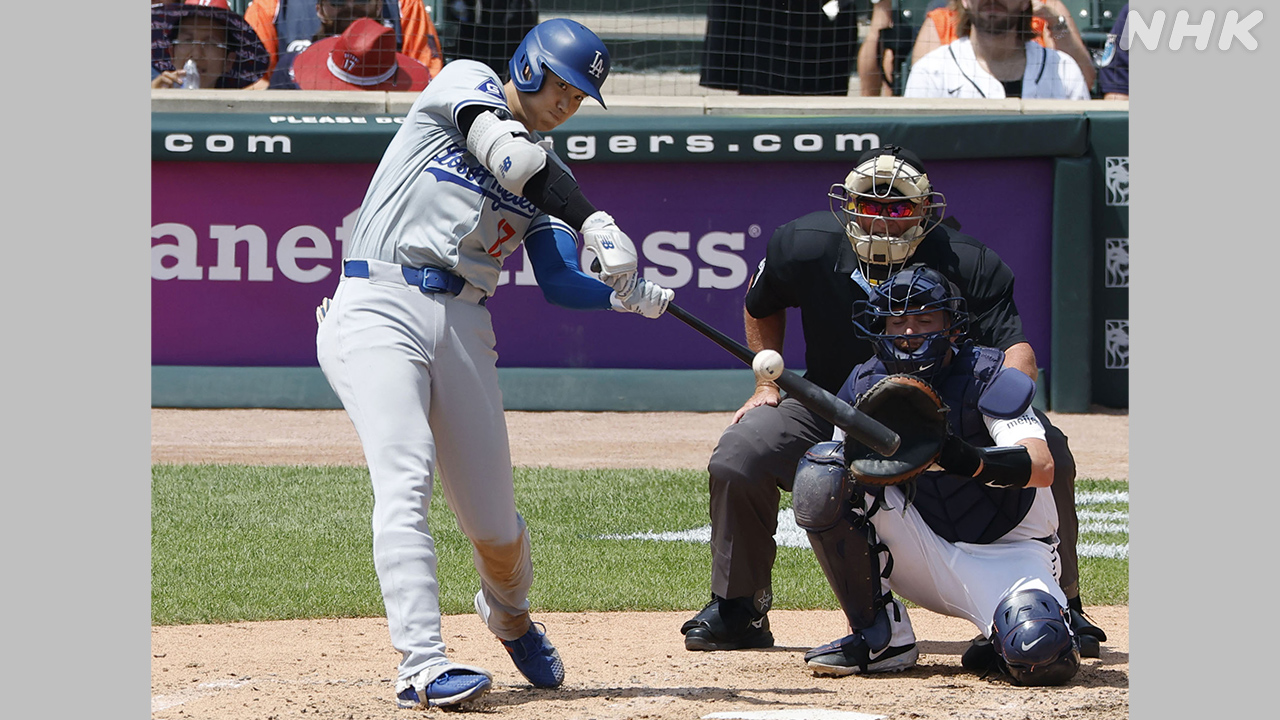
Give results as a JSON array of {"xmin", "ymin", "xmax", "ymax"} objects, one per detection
[
  {"xmin": 317, "ymin": 261, "xmax": 534, "ymax": 682},
  {"xmin": 871, "ymin": 485, "xmax": 1066, "ymax": 638}
]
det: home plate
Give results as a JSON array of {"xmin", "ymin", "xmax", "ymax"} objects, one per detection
[{"xmin": 703, "ymin": 710, "xmax": 885, "ymax": 720}]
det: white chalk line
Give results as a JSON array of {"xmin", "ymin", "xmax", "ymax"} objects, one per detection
[
  {"xmin": 151, "ymin": 676, "xmax": 374, "ymax": 712},
  {"xmin": 704, "ymin": 710, "xmax": 886, "ymax": 720},
  {"xmin": 602, "ymin": 490, "xmax": 1129, "ymax": 558}
]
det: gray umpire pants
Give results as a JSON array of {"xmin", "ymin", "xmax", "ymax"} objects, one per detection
[{"xmin": 705, "ymin": 399, "xmax": 1081, "ymax": 609}]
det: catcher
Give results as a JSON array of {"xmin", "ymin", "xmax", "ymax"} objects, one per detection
[{"xmin": 792, "ymin": 264, "xmax": 1080, "ymax": 686}]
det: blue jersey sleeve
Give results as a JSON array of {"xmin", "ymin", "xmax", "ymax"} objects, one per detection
[{"xmin": 524, "ymin": 218, "xmax": 614, "ymax": 310}]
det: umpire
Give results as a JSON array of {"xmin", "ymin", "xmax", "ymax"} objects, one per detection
[{"xmin": 679, "ymin": 144, "xmax": 1107, "ymax": 658}]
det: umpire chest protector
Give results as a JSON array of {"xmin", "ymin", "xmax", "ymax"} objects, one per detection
[{"xmin": 851, "ymin": 344, "xmax": 1036, "ymax": 544}]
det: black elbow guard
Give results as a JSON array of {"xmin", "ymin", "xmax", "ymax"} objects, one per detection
[
  {"xmin": 521, "ymin": 162, "xmax": 597, "ymax": 229},
  {"xmin": 974, "ymin": 445, "xmax": 1033, "ymax": 489}
]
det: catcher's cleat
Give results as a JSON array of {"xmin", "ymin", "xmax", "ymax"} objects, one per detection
[
  {"xmin": 500, "ymin": 622, "xmax": 565, "ymax": 688},
  {"xmin": 961, "ymin": 634, "xmax": 1000, "ymax": 675},
  {"xmin": 395, "ymin": 666, "xmax": 492, "ymax": 709},
  {"xmin": 805, "ymin": 599, "xmax": 918, "ymax": 676},
  {"xmin": 681, "ymin": 595, "xmax": 774, "ymax": 651},
  {"xmin": 1067, "ymin": 607, "xmax": 1106, "ymax": 658}
]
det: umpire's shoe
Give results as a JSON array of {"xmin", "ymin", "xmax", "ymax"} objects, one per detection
[
  {"xmin": 681, "ymin": 595, "xmax": 774, "ymax": 651},
  {"xmin": 501, "ymin": 622, "xmax": 565, "ymax": 688},
  {"xmin": 804, "ymin": 599, "xmax": 918, "ymax": 676},
  {"xmin": 1066, "ymin": 607, "xmax": 1107, "ymax": 658}
]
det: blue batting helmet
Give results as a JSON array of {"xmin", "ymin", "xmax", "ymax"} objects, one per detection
[
  {"xmin": 853, "ymin": 264, "xmax": 968, "ymax": 379},
  {"xmin": 509, "ymin": 19, "xmax": 611, "ymax": 108}
]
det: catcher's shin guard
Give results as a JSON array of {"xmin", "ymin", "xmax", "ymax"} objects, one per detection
[
  {"xmin": 991, "ymin": 589, "xmax": 1080, "ymax": 686},
  {"xmin": 793, "ymin": 442, "xmax": 891, "ymax": 639}
]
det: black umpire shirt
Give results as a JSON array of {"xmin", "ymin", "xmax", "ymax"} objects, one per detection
[{"xmin": 744, "ymin": 210, "xmax": 1028, "ymax": 395}]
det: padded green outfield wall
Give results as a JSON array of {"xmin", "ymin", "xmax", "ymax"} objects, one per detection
[{"xmin": 151, "ymin": 101, "xmax": 1127, "ymax": 412}]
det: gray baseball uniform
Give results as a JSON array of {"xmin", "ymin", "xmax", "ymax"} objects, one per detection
[{"xmin": 317, "ymin": 60, "xmax": 605, "ymax": 685}]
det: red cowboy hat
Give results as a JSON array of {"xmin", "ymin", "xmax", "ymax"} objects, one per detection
[{"xmin": 291, "ymin": 17, "xmax": 431, "ymax": 91}]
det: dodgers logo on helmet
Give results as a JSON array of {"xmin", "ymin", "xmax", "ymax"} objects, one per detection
[
  {"xmin": 509, "ymin": 19, "xmax": 611, "ymax": 108},
  {"xmin": 588, "ymin": 50, "xmax": 606, "ymax": 78}
]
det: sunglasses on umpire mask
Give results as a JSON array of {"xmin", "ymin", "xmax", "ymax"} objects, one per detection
[{"xmin": 852, "ymin": 199, "xmax": 918, "ymax": 218}]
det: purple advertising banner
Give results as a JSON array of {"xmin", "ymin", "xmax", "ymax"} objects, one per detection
[{"xmin": 152, "ymin": 157, "xmax": 1053, "ymax": 372}]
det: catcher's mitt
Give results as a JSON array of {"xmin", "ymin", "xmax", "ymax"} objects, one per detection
[{"xmin": 844, "ymin": 374, "xmax": 950, "ymax": 486}]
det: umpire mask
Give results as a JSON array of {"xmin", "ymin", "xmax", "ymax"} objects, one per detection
[{"xmin": 830, "ymin": 146, "xmax": 946, "ymax": 283}]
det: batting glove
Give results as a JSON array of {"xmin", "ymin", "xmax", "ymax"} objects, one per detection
[
  {"xmin": 610, "ymin": 279, "xmax": 673, "ymax": 319},
  {"xmin": 581, "ymin": 211, "xmax": 639, "ymax": 299}
]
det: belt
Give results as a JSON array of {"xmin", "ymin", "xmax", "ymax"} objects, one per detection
[{"xmin": 343, "ymin": 259, "xmax": 486, "ymax": 305}]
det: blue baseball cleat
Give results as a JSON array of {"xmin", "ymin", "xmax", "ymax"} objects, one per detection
[
  {"xmin": 501, "ymin": 622, "xmax": 565, "ymax": 688},
  {"xmin": 395, "ymin": 666, "xmax": 492, "ymax": 709}
]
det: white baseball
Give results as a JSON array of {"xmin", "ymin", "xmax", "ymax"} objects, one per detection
[{"xmin": 752, "ymin": 349, "xmax": 784, "ymax": 381}]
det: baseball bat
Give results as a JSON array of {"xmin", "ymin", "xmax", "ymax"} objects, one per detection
[
  {"xmin": 589, "ymin": 258, "xmax": 900, "ymax": 454},
  {"xmin": 664, "ymin": 302, "xmax": 901, "ymax": 456}
]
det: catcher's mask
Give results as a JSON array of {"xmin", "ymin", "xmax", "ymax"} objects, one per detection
[
  {"xmin": 829, "ymin": 145, "xmax": 946, "ymax": 284},
  {"xmin": 853, "ymin": 264, "xmax": 968, "ymax": 379}
]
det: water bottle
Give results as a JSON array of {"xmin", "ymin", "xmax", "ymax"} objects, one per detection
[{"xmin": 179, "ymin": 58, "xmax": 201, "ymax": 89}]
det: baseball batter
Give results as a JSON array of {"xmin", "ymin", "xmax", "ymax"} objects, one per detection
[
  {"xmin": 795, "ymin": 265, "xmax": 1080, "ymax": 685},
  {"xmin": 315, "ymin": 19, "xmax": 674, "ymax": 710}
]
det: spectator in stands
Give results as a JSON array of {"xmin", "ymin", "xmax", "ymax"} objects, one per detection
[
  {"xmin": 444, "ymin": 0, "xmax": 539, "ymax": 80},
  {"xmin": 244, "ymin": 0, "xmax": 443, "ymax": 89},
  {"xmin": 1097, "ymin": 3, "xmax": 1128, "ymax": 100},
  {"xmin": 700, "ymin": 0, "xmax": 859, "ymax": 95},
  {"xmin": 152, "ymin": 0, "xmax": 271, "ymax": 89},
  {"xmin": 910, "ymin": 0, "xmax": 1095, "ymax": 90},
  {"xmin": 856, "ymin": 0, "xmax": 902, "ymax": 96},
  {"xmin": 903, "ymin": 0, "xmax": 1089, "ymax": 99},
  {"xmin": 291, "ymin": 17, "xmax": 431, "ymax": 90}
]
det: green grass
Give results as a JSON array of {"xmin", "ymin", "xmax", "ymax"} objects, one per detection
[{"xmin": 152, "ymin": 465, "xmax": 1129, "ymax": 625}]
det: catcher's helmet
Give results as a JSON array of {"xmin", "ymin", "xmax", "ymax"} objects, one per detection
[
  {"xmin": 829, "ymin": 145, "xmax": 946, "ymax": 282},
  {"xmin": 853, "ymin": 264, "xmax": 968, "ymax": 379},
  {"xmin": 509, "ymin": 19, "xmax": 611, "ymax": 108}
]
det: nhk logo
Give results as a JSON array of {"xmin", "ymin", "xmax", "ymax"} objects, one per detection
[{"xmin": 1120, "ymin": 9, "xmax": 1263, "ymax": 51}]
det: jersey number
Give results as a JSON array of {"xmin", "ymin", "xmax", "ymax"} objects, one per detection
[{"xmin": 487, "ymin": 219, "xmax": 516, "ymax": 258}]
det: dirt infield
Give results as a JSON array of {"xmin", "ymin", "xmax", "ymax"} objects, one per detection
[{"xmin": 151, "ymin": 409, "xmax": 1129, "ymax": 720}]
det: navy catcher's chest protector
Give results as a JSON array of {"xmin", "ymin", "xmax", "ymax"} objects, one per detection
[{"xmin": 851, "ymin": 345, "xmax": 1036, "ymax": 544}]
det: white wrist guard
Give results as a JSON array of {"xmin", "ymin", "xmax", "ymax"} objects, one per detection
[
  {"xmin": 610, "ymin": 279, "xmax": 673, "ymax": 319},
  {"xmin": 581, "ymin": 210, "xmax": 638, "ymax": 282},
  {"xmin": 467, "ymin": 110, "xmax": 547, "ymax": 196}
]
